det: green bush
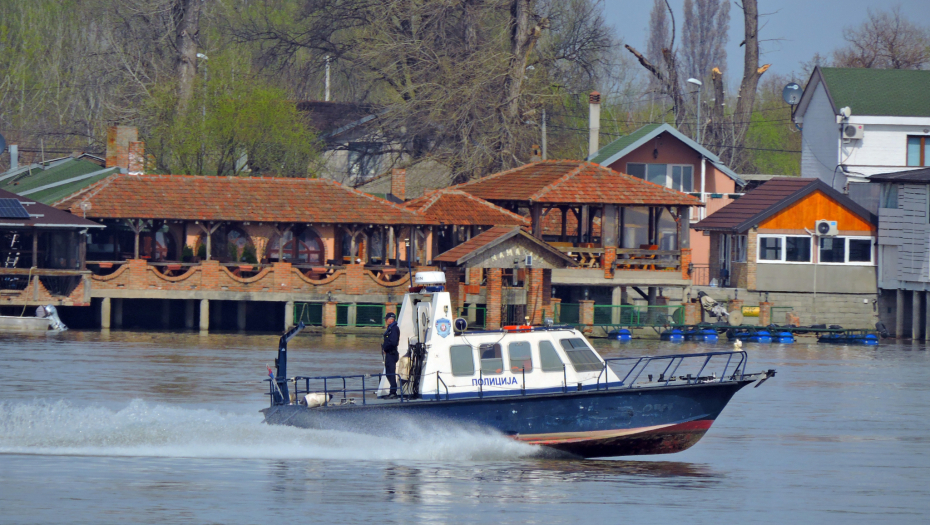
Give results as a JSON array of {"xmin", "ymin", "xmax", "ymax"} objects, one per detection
[
  {"xmin": 197, "ymin": 243, "xmax": 207, "ymax": 258},
  {"xmin": 181, "ymin": 245, "xmax": 194, "ymax": 262},
  {"xmin": 242, "ymin": 244, "xmax": 258, "ymax": 264}
]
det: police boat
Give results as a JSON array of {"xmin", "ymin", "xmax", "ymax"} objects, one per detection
[{"xmin": 262, "ymin": 272, "xmax": 775, "ymax": 459}]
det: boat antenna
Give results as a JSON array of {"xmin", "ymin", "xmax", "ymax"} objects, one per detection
[{"xmin": 272, "ymin": 321, "xmax": 305, "ymax": 405}]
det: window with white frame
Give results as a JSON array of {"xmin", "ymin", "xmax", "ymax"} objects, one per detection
[
  {"xmin": 758, "ymin": 234, "xmax": 872, "ymax": 264},
  {"xmin": 757, "ymin": 235, "xmax": 812, "ymax": 263},
  {"xmin": 820, "ymin": 237, "xmax": 873, "ymax": 265},
  {"xmin": 627, "ymin": 163, "xmax": 694, "ymax": 192}
]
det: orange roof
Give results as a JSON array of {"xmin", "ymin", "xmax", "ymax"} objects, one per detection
[
  {"xmin": 433, "ymin": 226, "xmax": 576, "ymax": 267},
  {"xmin": 404, "ymin": 189, "xmax": 529, "ymax": 227},
  {"xmin": 56, "ymin": 174, "xmax": 437, "ymax": 225},
  {"xmin": 453, "ymin": 160, "xmax": 702, "ymax": 206}
]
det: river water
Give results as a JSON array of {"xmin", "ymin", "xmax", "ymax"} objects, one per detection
[{"xmin": 1, "ymin": 330, "xmax": 928, "ymax": 524}]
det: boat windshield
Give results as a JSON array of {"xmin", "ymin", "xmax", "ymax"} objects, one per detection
[{"xmin": 559, "ymin": 338, "xmax": 603, "ymax": 372}]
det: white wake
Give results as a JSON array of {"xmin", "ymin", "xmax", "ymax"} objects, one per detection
[{"xmin": 0, "ymin": 399, "xmax": 535, "ymax": 461}]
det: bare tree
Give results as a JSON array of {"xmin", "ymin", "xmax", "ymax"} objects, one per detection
[
  {"xmin": 832, "ymin": 6, "xmax": 930, "ymax": 70},
  {"xmin": 707, "ymin": 0, "xmax": 769, "ymax": 170},
  {"xmin": 174, "ymin": 0, "xmax": 203, "ymax": 112},
  {"xmin": 625, "ymin": 0, "xmax": 685, "ymax": 126},
  {"xmin": 682, "ymin": 0, "xmax": 730, "ymax": 79}
]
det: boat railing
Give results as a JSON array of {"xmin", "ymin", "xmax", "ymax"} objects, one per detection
[
  {"xmin": 435, "ymin": 372, "xmax": 449, "ymax": 401},
  {"xmin": 597, "ymin": 350, "xmax": 748, "ymax": 391},
  {"xmin": 267, "ymin": 373, "xmax": 408, "ymax": 406}
]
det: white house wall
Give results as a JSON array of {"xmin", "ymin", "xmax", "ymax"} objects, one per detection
[
  {"xmin": 878, "ymin": 184, "xmax": 930, "ymax": 290},
  {"xmin": 842, "ymin": 120, "xmax": 930, "ymax": 178},
  {"xmin": 799, "ymin": 83, "xmax": 841, "ymax": 187}
]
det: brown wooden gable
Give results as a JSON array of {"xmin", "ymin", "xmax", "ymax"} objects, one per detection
[{"xmin": 759, "ymin": 190, "xmax": 875, "ymax": 233}]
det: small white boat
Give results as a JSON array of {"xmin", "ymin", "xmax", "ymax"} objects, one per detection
[{"xmin": 0, "ymin": 305, "xmax": 67, "ymax": 332}]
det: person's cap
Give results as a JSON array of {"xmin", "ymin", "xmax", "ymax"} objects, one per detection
[{"xmin": 385, "ymin": 312, "xmax": 396, "ymax": 320}]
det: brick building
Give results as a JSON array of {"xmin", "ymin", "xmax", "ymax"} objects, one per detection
[{"xmin": 693, "ymin": 177, "xmax": 878, "ymax": 328}]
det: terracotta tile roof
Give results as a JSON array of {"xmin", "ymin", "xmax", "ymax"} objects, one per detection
[
  {"xmin": 404, "ymin": 189, "xmax": 529, "ymax": 227},
  {"xmin": 453, "ymin": 160, "xmax": 702, "ymax": 206},
  {"xmin": 433, "ymin": 226, "xmax": 517, "ymax": 263},
  {"xmin": 55, "ymin": 174, "xmax": 437, "ymax": 225},
  {"xmin": 433, "ymin": 225, "xmax": 576, "ymax": 267},
  {"xmin": 693, "ymin": 177, "xmax": 876, "ymax": 232}
]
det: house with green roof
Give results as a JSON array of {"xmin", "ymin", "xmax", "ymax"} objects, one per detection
[
  {"xmin": 793, "ymin": 66, "xmax": 930, "ymax": 205},
  {"xmin": 587, "ymin": 122, "xmax": 745, "ymax": 274},
  {"xmin": 0, "ymin": 154, "xmax": 120, "ymax": 205}
]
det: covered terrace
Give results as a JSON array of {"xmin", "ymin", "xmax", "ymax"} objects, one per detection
[
  {"xmin": 55, "ymin": 174, "xmax": 440, "ymax": 282},
  {"xmin": 452, "ymin": 160, "xmax": 703, "ymax": 275}
]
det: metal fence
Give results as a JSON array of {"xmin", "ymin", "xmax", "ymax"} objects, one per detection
[
  {"xmin": 555, "ymin": 303, "xmax": 580, "ymax": 325},
  {"xmin": 593, "ymin": 304, "xmax": 683, "ymax": 327},
  {"xmin": 689, "ymin": 264, "xmax": 711, "ymax": 286},
  {"xmin": 294, "ymin": 302, "xmax": 323, "ymax": 326},
  {"xmin": 457, "ymin": 306, "xmax": 487, "ymax": 328}
]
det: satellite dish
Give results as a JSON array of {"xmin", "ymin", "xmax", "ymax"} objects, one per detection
[
  {"xmin": 782, "ymin": 83, "xmax": 802, "ymax": 106},
  {"xmin": 0, "ymin": 133, "xmax": 6, "ymax": 154}
]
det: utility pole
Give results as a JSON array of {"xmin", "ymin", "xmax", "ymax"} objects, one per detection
[
  {"xmin": 541, "ymin": 108, "xmax": 547, "ymax": 160},
  {"xmin": 687, "ymin": 78, "xmax": 703, "ymax": 144},
  {"xmin": 325, "ymin": 56, "xmax": 331, "ymax": 102}
]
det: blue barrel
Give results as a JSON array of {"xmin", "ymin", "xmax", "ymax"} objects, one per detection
[
  {"xmin": 608, "ymin": 329, "xmax": 633, "ymax": 342},
  {"xmin": 863, "ymin": 334, "xmax": 879, "ymax": 346},
  {"xmin": 749, "ymin": 330, "xmax": 772, "ymax": 343},
  {"xmin": 660, "ymin": 328, "xmax": 684, "ymax": 343},
  {"xmin": 701, "ymin": 328, "xmax": 719, "ymax": 343},
  {"xmin": 776, "ymin": 331, "xmax": 794, "ymax": 344}
]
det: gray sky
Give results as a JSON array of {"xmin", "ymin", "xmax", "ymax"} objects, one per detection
[{"xmin": 603, "ymin": 0, "xmax": 930, "ymax": 81}]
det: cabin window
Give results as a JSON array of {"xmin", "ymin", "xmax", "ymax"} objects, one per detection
[
  {"xmin": 818, "ymin": 237, "xmax": 873, "ymax": 264},
  {"xmin": 819, "ymin": 237, "xmax": 845, "ymax": 263},
  {"xmin": 626, "ymin": 163, "xmax": 694, "ymax": 192},
  {"xmin": 729, "ymin": 234, "xmax": 747, "ymax": 263},
  {"xmin": 508, "ymin": 342, "xmax": 533, "ymax": 373},
  {"xmin": 538, "ymin": 341, "xmax": 564, "ymax": 372},
  {"xmin": 848, "ymin": 239, "xmax": 872, "ymax": 262},
  {"xmin": 758, "ymin": 236, "xmax": 782, "ymax": 261},
  {"xmin": 479, "ymin": 343, "xmax": 504, "ymax": 375},
  {"xmin": 907, "ymin": 136, "xmax": 929, "ymax": 167},
  {"xmin": 450, "ymin": 345, "xmax": 475, "ymax": 376},
  {"xmin": 559, "ymin": 338, "xmax": 603, "ymax": 373},
  {"xmin": 785, "ymin": 237, "xmax": 812, "ymax": 262},
  {"xmin": 758, "ymin": 235, "xmax": 811, "ymax": 263},
  {"xmin": 880, "ymin": 184, "xmax": 898, "ymax": 209}
]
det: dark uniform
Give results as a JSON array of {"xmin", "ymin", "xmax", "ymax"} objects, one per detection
[{"xmin": 382, "ymin": 315, "xmax": 401, "ymax": 397}]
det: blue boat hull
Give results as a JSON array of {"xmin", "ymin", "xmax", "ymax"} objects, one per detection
[{"xmin": 262, "ymin": 380, "xmax": 753, "ymax": 458}]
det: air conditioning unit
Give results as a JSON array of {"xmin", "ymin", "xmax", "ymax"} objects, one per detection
[
  {"xmin": 815, "ymin": 219, "xmax": 838, "ymax": 236},
  {"xmin": 843, "ymin": 124, "xmax": 864, "ymax": 140}
]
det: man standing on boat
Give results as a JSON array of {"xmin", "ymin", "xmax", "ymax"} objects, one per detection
[{"xmin": 381, "ymin": 312, "xmax": 400, "ymax": 399}]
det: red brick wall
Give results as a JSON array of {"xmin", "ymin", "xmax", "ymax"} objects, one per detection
[
  {"xmin": 681, "ymin": 247, "xmax": 692, "ymax": 281},
  {"xmin": 486, "ymin": 268, "xmax": 502, "ymax": 329},
  {"xmin": 603, "ymin": 247, "xmax": 616, "ymax": 279}
]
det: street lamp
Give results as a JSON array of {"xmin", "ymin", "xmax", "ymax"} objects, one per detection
[{"xmin": 687, "ymin": 78, "xmax": 703, "ymax": 144}]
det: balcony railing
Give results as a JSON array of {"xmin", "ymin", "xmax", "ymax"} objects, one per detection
[{"xmin": 553, "ymin": 246, "xmax": 681, "ymax": 271}]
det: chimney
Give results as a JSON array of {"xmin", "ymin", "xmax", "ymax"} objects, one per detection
[
  {"xmin": 588, "ymin": 91, "xmax": 601, "ymax": 159},
  {"xmin": 128, "ymin": 141, "xmax": 145, "ymax": 175},
  {"xmin": 391, "ymin": 168, "xmax": 406, "ymax": 201},
  {"xmin": 106, "ymin": 125, "xmax": 138, "ymax": 170},
  {"xmin": 529, "ymin": 144, "xmax": 542, "ymax": 162}
]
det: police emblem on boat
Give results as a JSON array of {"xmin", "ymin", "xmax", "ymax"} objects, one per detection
[{"xmin": 435, "ymin": 318, "xmax": 452, "ymax": 338}]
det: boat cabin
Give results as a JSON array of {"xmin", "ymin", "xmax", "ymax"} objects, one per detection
[{"xmin": 377, "ymin": 271, "xmax": 622, "ymax": 398}]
